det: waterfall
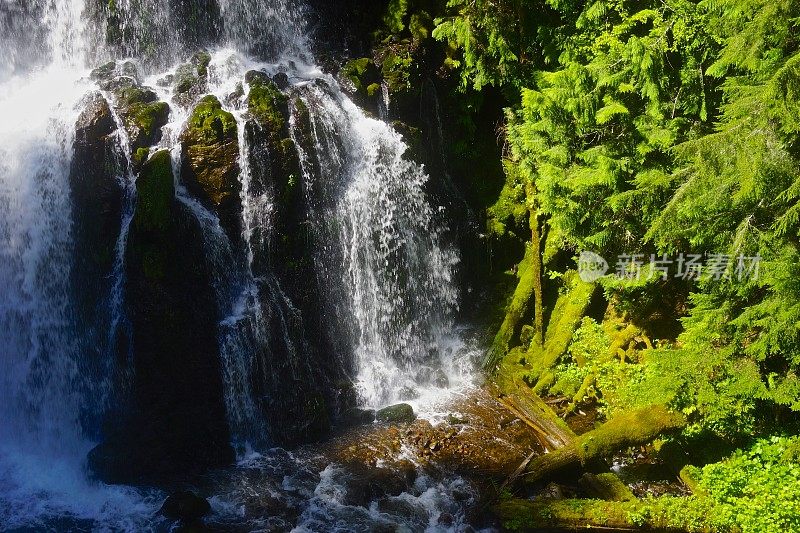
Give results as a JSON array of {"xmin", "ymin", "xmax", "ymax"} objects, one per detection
[
  {"xmin": 0, "ymin": 0, "xmax": 480, "ymax": 528},
  {"xmin": 291, "ymin": 83, "xmax": 467, "ymax": 407}
]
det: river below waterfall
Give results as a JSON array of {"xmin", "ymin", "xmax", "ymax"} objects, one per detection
[{"xmin": 0, "ymin": 1, "xmax": 518, "ymax": 531}]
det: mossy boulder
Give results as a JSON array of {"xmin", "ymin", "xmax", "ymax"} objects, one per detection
[
  {"xmin": 180, "ymin": 95, "xmax": 241, "ymax": 238},
  {"xmin": 131, "ymin": 150, "xmax": 175, "ymax": 283},
  {"xmin": 377, "ymin": 403, "xmax": 416, "ymax": 424},
  {"xmin": 112, "ymin": 82, "xmax": 170, "ymax": 158},
  {"xmin": 243, "ymin": 73, "xmax": 304, "ymax": 276},
  {"xmin": 246, "ymin": 70, "xmax": 289, "ymax": 138},
  {"xmin": 134, "ymin": 150, "xmax": 174, "ymax": 237}
]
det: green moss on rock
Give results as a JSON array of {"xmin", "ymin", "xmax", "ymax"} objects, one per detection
[
  {"xmin": 115, "ymin": 85, "xmax": 170, "ymax": 153},
  {"xmin": 174, "ymin": 51, "xmax": 212, "ymax": 97},
  {"xmin": 377, "ymin": 403, "xmax": 416, "ymax": 423},
  {"xmin": 180, "ymin": 95, "xmax": 240, "ymax": 233},
  {"xmin": 496, "ymin": 496, "xmax": 735, "ymax": 532},
  {"xmin": 246, "ymin": 73, "xmax": 288, "ymax": 135},
  {"xmin": 134, "ymin": 150, "xmax": 174, "ymax": 235},
  {"xmin": 185, "ymin": 95, "xmax": 237, "ymax": 146}
]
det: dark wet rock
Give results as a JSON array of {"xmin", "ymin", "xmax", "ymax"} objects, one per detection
[
  {"xmin": 225, "ymin": 83, "xmax": 245, "ymax": 107},
  {"xmin": 341, "ymin": 462, "xmax": 417, "ymax": 506},
  {"xmin": 90, "ymin": 61, "xmax": 117, "ymax": 81},
  {"xmin": 70, "ymin": 91, "xmax": 121, "ymax": 263},
  {"xmin": 438, "ymin": 512, "xmax": 455, "ymax": 526},
  {"xmin": 89, "ymin": 150, "xmax": 233, "ymax": 483},
  {"xmin": 160, "ymin": 491, "xmax": 211, "ymax": 521},
  {"xmin": 238, "ymin": 75, "xmax": 348, "ymax": 448},
  {"xmin": 391, "ymin": 120, "xmax": 423, "ymax": 162},
  {"xmin": 69, "ymin": 92, "xmax": 124, "ymax": 344},
  {"xmin": 295, "ymin": 393, "xmax": 332, "ymax": 442},
  {"xmin": 180, "ymin": 95, "xmax": 241, "ymax": 239},
  {"xmin": 340, "ymin": 407, "xmax": 377, "ymax": 427},
  {"xmin": 273, "ymin": 71, "xmax": 290, "ymax": 89},
  {"xmin": 377, "ymin": 497, "xmax": 429, "ymax": 528},
  {"xmin": 90, "ymin": 60, "xmax": 140, "ymax": 84},
  {"xmin": 376, "ymin": 403, "xmax": 416, "ymax": 424}
]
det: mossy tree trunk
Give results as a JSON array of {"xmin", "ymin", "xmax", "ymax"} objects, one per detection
[
  {"xmin": 526, "ymin": 179, "xmax": 544, "ymax": 349},
  {"xmin": 486, "ymin": 178, "xmax": 546, "ymax": 370},
  {"xmin": 495, "ymin": 497, "xmax": 732, "ymax": 532}
]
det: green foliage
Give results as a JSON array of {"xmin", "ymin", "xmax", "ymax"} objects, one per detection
[
  {"xmin": 698, "ymin": 436, "xmax": 800, "ymax": 532},
  {"xmin": 437, "ymin": 0, "xmax": 800, "ymax": 440},
  {"xmin": 433, "ymin": 0, "xmax": 546, "ymax": 90}
]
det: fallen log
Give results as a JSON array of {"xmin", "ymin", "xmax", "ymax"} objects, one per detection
[
  {"xmin": 523, "ymin": 405, "xmax": 687, "ymax": 485},
  {"xmin": 495, "ymin": 497, "xmax": 734, "ymax": 532},
  {"xmin": 491, "ymin": 357, "xmax": 576, "ymax": 450}
]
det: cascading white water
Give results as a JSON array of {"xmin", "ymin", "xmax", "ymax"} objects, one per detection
[
  {"xmin": 218, "ymin": 0, "xmax": 309, "ymax": 60},
  {"xmin": 0, "ymin": 1, "xmax": 165, "ymax": 528},
  {"xmin": 290, "ymin": 82, "xmax": 476, "ymax": 408}
]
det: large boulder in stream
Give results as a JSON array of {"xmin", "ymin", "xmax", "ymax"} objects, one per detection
[
  {"xmin": 160, "ymin": 491, "xmax": 211, "ymax": 522},
  {"xmin": 89, "ymin": 150, "xmax": 233, "ymax": 483},
  {"xmin": 180, "ymin": 95, "xmax": 242, "ymax": 239},
  {"xmin": 377, "ymin": 403, "xmax": 417, "ymax": 424}
]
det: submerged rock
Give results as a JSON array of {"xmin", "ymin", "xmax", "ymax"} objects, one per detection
[
  {"xmin": 377, "ymin": 403, "xmax": 416, "ymax": 424},
  {"xmin": 160, "ymin": 491, "xmax": 211, "ymax": 521},
  {"xmin": 180, "ymin": 95, "xmax": 241, "ymax": 238}
]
